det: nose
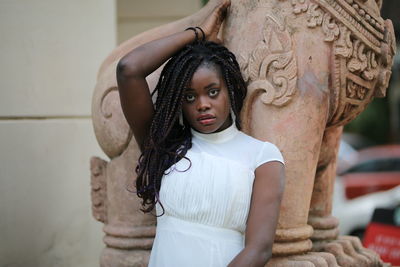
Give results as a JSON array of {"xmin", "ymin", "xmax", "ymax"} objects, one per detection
[{"xmin": 196, "ymin": 96, "xmax": 211, "ymax": 112}]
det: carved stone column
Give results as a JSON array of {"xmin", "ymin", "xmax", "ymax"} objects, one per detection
[
  {"xmin": 228, "ymin": 7, "xmax": 330, "ymax": 258},
  {"xmin": 90, "ymin": 0, "xmax": 395, "ymax": 266},
  {"xmin": 225, "ymin": 2, "xmax": 335, "ymax": 264},
  {"xmin": 224, "ymin": 0, "xmax": 395, "ymax": 265}
]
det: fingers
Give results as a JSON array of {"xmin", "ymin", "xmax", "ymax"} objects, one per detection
[
  {"xmin": 220, "ymin": 0, "xmax": 231, "ymax": 8},
  {"xmin": 199, "ymin": 0, "xmax": 230, "ymax": 41},
  {"xmin": 217, "ymin": 0, "xmax": 230, "ymax": 17},
  {"xmin": 211, "ymin": 0, "xmax": 229, "ymax": 27}
]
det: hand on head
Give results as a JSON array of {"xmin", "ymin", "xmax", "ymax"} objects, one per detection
[{"xmin": 200, "ymin": 0, "xmax": 231, "ymax": 43}]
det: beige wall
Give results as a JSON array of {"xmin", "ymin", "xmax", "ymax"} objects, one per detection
[
  {"xmin": 117, "ymin": 0, "xmax": 202, "ymax": 44},
  {"xmin": 0, "ymin": 0, "xmax": 116, "ymax": 266}
]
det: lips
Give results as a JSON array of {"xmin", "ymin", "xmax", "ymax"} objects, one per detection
[{"xmin": 197, "ymin": 114, "xmax": 216, "ymax": 125}]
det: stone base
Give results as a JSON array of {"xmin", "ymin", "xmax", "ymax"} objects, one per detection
[
  {"xmin": 313, "ymin": 235, "xmax": 390, "ymax": 267},
  {"xmin": 98, "ymin": 236, "xmax": 389, "ymax": 267},
  {"xmin": 309, "ymin": 215, "xmax": 340, "ymax": 243},
  {"xmin": 100, "ymin": 248, "xmax": 149, "ymax": 267},
  {"xmin": 268, "ymin": 235, "xmax": 390, "ymax": 267},
  {"xmin": 267, "ymin": 252, "xmax": 339, "ymax": 267}
]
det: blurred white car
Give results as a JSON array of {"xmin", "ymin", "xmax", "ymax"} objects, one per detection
[
  {"xmin": 332, "ymin": 141, "xmax": 400, "ymax": 237},
  {"xmin": 333, "ymin": 182, "xmax": 400, "ymax": 236}
]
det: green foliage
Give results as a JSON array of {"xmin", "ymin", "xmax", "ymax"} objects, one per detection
[
  {"xmin": 202, "ymin": 0, "xmax": 209, "ymax": 6},
  {"xmin": 344, "ymin": 97, "xmax": 390, "ymax": 145}
]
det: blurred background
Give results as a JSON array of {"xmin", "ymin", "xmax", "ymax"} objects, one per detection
[{"xmin": 0, "ymin": 0, "xmax": 398, "ymax": 266}]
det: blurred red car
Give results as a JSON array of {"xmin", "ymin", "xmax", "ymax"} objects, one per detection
[{"xmin": 338, "ymin": 144, "xmax": 400, "ymax": 199}]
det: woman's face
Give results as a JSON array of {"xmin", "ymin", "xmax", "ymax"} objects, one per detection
[{"xmin": 182, "ymin": 65, "xmax": 232, "ymax": 134}]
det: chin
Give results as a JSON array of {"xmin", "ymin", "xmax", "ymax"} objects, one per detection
[{"xmin": 193, "ymin": 124, "xmax": 220, "ymax": 134}]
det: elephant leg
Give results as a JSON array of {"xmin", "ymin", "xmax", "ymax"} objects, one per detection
[
  {"xmin": 237, "ymin": 19, "xmax": 338, "ymax": 263},
  {"xmin": 308, "ymin": 126, "xmax": 342, "ymax": 249},
  {"xmin": 308, "ymin": 127, "xmax": 388, "ymax": 266},
  {"xmin": 260, "ymin": 72, "xmax": 340, "ymax": 266}
]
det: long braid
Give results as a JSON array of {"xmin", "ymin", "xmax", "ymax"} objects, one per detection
[{"xmin": 135, "ymin": 41, "xmax": 247, "ymax": 214}]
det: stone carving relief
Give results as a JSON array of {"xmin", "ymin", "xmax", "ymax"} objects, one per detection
[
  {"xmin": 240, "ymin": 16, "xmax": 297, "ymax": 129},
  {"xmin": 307, "ymin": 3, "xmax": 340, "ymax": 41},
  {"xmin": 92, "ymin": 68, "xmax": 133, "ymax": 159},
  {"xmin": 290, "ymin": 0, "xmax": 309, "ymax": 14},
  {"xmin": 284, "ymin": 0, "xmax": 396, "ymax": 127},
  {"xmin": 90, "ymin": 157, "xmax": 108, "ymax": 223}
]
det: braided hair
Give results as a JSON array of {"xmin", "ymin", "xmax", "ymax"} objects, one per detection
[{"xmin": 136, "ymin": 41, "xmax": 247, "ymax": 214}]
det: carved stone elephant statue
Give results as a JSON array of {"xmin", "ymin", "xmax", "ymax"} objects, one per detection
[{"xmin": 90, "ymin": 0, "xmax": 395, "ymax": 266}]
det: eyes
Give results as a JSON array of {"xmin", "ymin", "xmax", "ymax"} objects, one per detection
[
  {"xmin": 184, "ymin": 89, "xmax": 220, "ymax": 103},
  {"xmin": 209, "ymin": 88, "xmax": 219, "ymax": 97},
  {"xmin": 184, "ymin": 94, "xmax": 195, "ymax": 103}
]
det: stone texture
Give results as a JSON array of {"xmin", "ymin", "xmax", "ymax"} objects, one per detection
[
  {"xmin": 0, "ymin": 120, "xmax": 105, "ymax": 267},
  {"xmin": 117, "ymin": 0, "xmax": 202, "ymax": 44},
  {"xmin": 91, "ymin": 0, "xmax": 396, "ymax": 265},
  {"xmin": 0, "ymin": 1, "xmax": 117, "ymax": 266},
  {"xmin": 0, "ymin": 0, "xmax": 115, "ymax": 117},
  {"xmin": 118, "ymin": 0, "xmax": 201, "ymax": 19}
]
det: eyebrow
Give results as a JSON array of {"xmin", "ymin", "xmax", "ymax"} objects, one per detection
[
  {"xmin": 205, "ymin": 82, "xmax": 218, "ymax": 89},
  {"xmin": 185, "ymin": 82, "xmax": 219, "ymax": 92}
]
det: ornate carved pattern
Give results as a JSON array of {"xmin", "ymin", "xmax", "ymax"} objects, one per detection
[
  {"xmin": 240, "ymin": 16, "xmax": 297, "ymax": 108},
  {"xmin": 307, "ymin": 4, "xmax": 340, "ymax": 41},
  {"xmin": 375, "ymin": 19, "xmax": 396, "ymax": 98},
  {"xmin": 330, "ymin": 22, "xmax": 394, "ymax": 126},
  {"xmin": 90, "ymin": 157, "xmax": 108, "ymax": 223},
  {"xmin": 334, "ymin": 25, "xmax": 353, "ymax": 58},
  {"xmin": 343, "ymin": 0, "xmax": 385, "ymax": 32},
  {"xmin": 347, "ymin": 80, "xmax": 367, "ymax": 100},
  {"xmin": 290, "ymin": 0, "xmax": 309, "ymax": 14},
  {"xmin": 319, "ymin": 0, "xmax": 383, "ymax": 51},
  {"xmin": 287, "ymin": 0, "xmax": 395, "ymax": 127},
  {"xmin": 307, "ymin": 3, "xmax": 323, "ymax": 27},
  {"xmin": 288, "ymin": 0, "xmax": 384, "ymax": 51},
  {"xmin": 92, "ymin": 83, "xmax": 133, "ymax": 158}
]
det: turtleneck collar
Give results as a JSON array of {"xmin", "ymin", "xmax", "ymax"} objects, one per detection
[{"xmin": 190, "ymin": 123, "xmax": 239, "ymax": 144}]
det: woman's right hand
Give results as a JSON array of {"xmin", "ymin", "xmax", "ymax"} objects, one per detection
[{"xmin": 200, "ymin": 0, "xmax": 230, "ymax": 43}]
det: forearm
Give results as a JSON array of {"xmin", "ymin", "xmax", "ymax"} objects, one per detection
[
  {"xmin": 117, "ymin": 29, "xmax": 197, "ymax": 78},
  {"xmin": 228, "ymin": 246, "xmax": 271, "ymax": 267},
  {"xmin": 229, "ymin": 162, "xmax": 285, "ymax": 266}
]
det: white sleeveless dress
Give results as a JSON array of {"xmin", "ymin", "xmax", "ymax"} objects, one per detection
[{"xmin": 148, "ymin": 123, "xmax": 284, "ymax": 267}]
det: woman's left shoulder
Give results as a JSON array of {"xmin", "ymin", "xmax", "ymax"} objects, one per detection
[
  {"xmin": 236, "ymin": 131, "xmax": 278, "ymax": 149},
  {"xmin": 236, "ymin": 131, "xmax": 260, "ymax": 144},
  {"xmin": 237, "ymin": 131, "xmax": 285, "ymax": 168}
]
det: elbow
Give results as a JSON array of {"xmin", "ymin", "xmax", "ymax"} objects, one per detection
[
  {"xmin": 116, "ymin": 55, "xmax": 142, "ymax": 80},
  {"xmin": 264, "ymin": 249, "xmax": 272, "ymax": 264},
  {"xmin": 254, "ymin": 250, "xmax": 271, "ymax": 267},
  {"xmin": 260, "ymin": 246, "xmax": 272, "ymax": 265},
  {"xmin": 245, "ymin": 245, "xmax": 272, "ymax": 266}
]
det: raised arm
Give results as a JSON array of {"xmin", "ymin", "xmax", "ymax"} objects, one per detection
[
  {"xmin": 116, "ymin": 0, "xmax": 230, "ymax": 151},
  {"xmin": 228, "ymin": 161, "xmax": 285, "ymax": 266},
  {"xmin": 116, "ymin": 31, "xmax": 197, "ymax": 151}
]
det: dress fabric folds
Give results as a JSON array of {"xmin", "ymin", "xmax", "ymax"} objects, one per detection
[{"xmin": 148, "ymin": 123, "xmax": 284, "ymax": 267}]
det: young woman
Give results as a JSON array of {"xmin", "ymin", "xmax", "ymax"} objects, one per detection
[{"xmin": 116, "ymin": 1, "xmax": 285, "ymax": 266}]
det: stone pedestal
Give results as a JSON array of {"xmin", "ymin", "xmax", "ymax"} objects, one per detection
[{"xmin": 90, "ymin": 0, "xmax": 396, "ymax": 266}]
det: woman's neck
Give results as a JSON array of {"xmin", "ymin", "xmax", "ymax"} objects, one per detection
[{"xmin": 190, "ymin": 123, "xmax": 238, "ymax": 144}]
